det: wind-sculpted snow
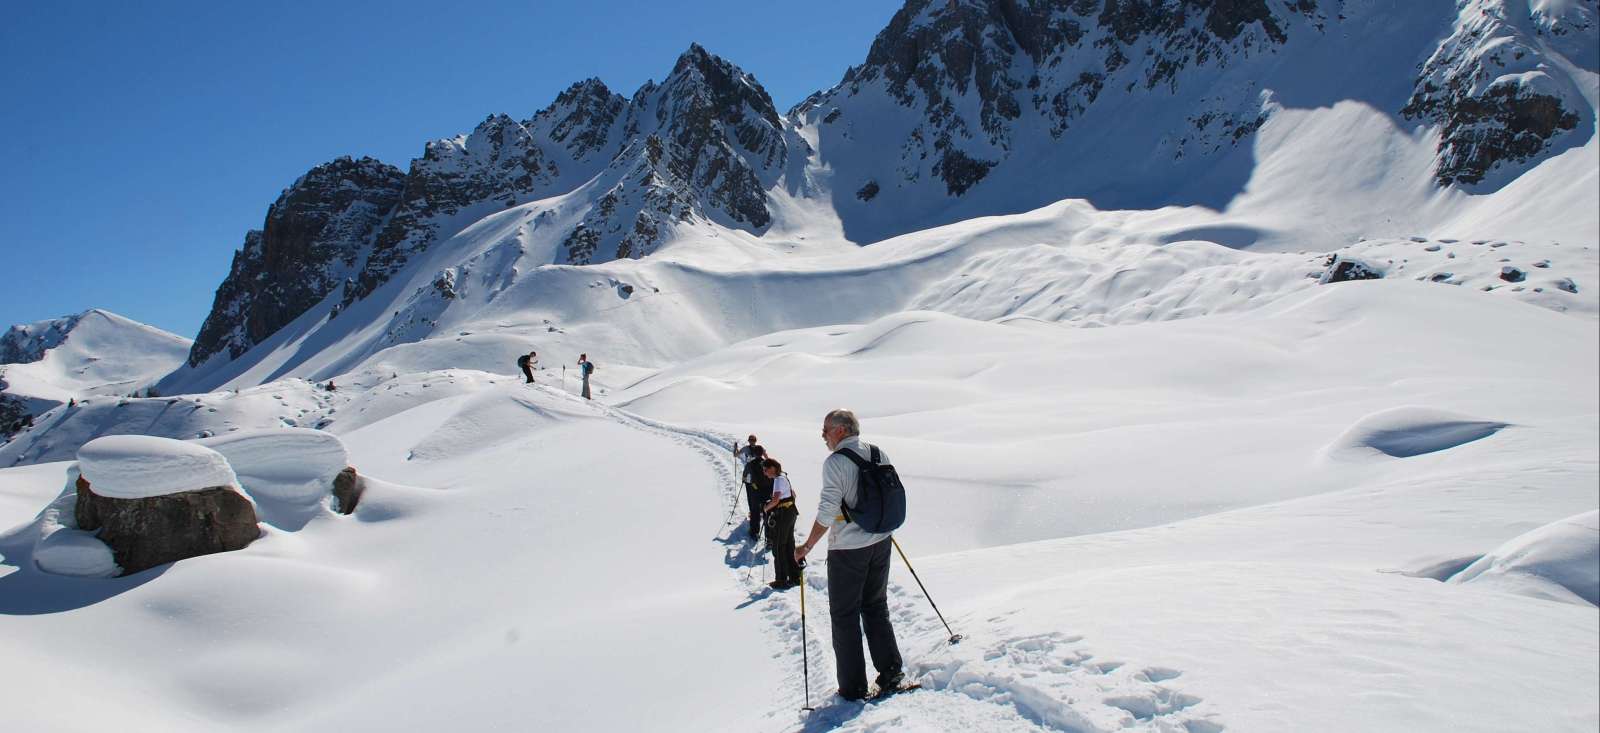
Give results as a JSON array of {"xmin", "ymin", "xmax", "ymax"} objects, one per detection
[
  {"xmin": 1, "ymin": 270, "xmax": 1595, "ymax": 729},
  {"xmin": 198, "ymin": 428, "xmax": 348, "ymax": 504},
  {"xmin": 1451, "ymin": 509, "xmax": 1600, "ymax": 606},
  {"xmin": 1325, "ymin": 407, "xmax": 1510, "ymax": 461},
  {"xmin": 76, "ymin": 435, "xmax": 240, "ymax": 499}
]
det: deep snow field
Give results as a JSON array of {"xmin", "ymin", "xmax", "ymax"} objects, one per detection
[{"xmin": 2, "ymin": 239, "xmax": 1596, "ymax": 731}]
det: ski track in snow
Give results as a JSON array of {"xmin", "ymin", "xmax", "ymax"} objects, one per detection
[{"xmin": 588, "ymin": 397, "xmax": 1222, "ymax": 732}]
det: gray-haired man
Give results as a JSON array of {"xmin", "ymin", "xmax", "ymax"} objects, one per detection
[{"xmin": 795, "ymin": 408, "xmax": 904, "ymax": 700}]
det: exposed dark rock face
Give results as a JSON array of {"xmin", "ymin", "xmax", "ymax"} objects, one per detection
[
  {"xmin": 349, "ymin": 80, "xmax": 630, "ymax": 302},
  {"xmin": 1499, "ymin": 266, "xmax": 1526, "ymax": 283},
  {"xmin": 1320, "ymin": 255, "xmax": 1385, "ymax": 284},
  {"xmin": 1, "ymin": 313, "xmax": 83, "ymax": 364},
  {"xmin": 332, "ymin": 466, "xmax": 365, "ymax": 514},
  {"xmin": 189, "ymin": 157, "xmax": 405, "ymax": 366},
  {"xmin": 0, "ymin": 394, "xmax": 31, "ymax": 440},
  {"xmin": 74, "ymin": 475, "xmax": 259, "ymax": 575},
  {"xmin": 1403, "ymin": 0, "xmax": 1587, "ymax": 186},
  {"xmin": 559, "ymin": 45, "xmax": 787, "ymax": 263},
  {"xmin": 800, "ymin": 0, "xmax": 1316, "ymax": 201}
]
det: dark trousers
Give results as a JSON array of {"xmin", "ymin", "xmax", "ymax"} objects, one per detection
[
  {"xmin": 744, "ymin": 485, "xmax": 769, "ymax": 539},
  {"xmin": 827, "ymin": 537, "xmax": 903, "ymax": 699},
  {"xmin": 766, "ymin": 505, "xmax": 799, "ymax": 583},
  {"xmin": 581, "ymin": 376, "xmax": 591, "ymax": 399},
  {"xmin": 520, "ymin": 365, "xmax": 533, "ymax": 383}
]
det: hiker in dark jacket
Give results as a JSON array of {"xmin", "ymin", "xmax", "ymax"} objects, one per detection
[
  {"xmin": 761, "ymin": 457, "xmax": 801, "ymax": 589},
  {"xmin": 742, "ymin": 445, "xmax": 773, "ymax": 541},
  {"xmin": 517, "ymin": 351, "xmax": 537, "ymax": 383}
]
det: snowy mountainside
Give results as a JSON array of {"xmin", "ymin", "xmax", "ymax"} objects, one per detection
[
  {"xmin": 0, "ymin": 310, "xmax": 190, "ymax": 440},
  {"xmin": 793, "ymin": 0, "xmax": 1597, "ymax": 241},
  {"xmin": 171, "ymin": 0, "xmax": 1599, "ymax": 396},
  {"xmin": 185, "ymin": 45, "xmax": 788, "ymax": 374},
  {"xmin": 20, "ymin": 207, "xmax": 1594, "ymax": 467}
]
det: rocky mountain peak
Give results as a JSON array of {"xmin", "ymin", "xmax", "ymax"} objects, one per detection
[
  {"xmin": 189, "ymin": 155, "xmax": 405, "ymax": 367},
  {"xmin": 533, "ymin": 78, "xmax": 627, "ymax": 163},
  {"xmin": 558, "ymin": 45, "xmax": 788, "ymax": 264}
]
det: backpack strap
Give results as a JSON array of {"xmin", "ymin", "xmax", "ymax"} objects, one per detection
[
  {"xmin": 833, "ymin": 447, "xmax": 873, "ymax": 470},
  {"xmin": 831, "ymin": 446, "xmax": 880, "ymax": 522}
]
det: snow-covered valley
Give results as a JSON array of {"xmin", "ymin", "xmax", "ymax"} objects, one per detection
[
  {"xmin": 2, "ymin": 256, "xmax": 1595, "ymax": 731},
  {"xmin": 2, "ymin": 0, "xmax": 1598, "ymax": 730}
]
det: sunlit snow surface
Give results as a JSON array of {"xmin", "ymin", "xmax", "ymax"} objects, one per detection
[{"xmin": 0, "ymin": 275, "xmax": 1594, "ymax": 731}]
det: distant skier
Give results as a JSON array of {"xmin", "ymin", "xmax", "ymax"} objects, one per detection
[
  {"xmin": 518, "ymin": 351, "xmax": 537, "ymax": 384},
  {"xmin": 795, "ymin": 408, "xmax": 905, "ymax": 700},
  {"xmin": 742, "ymin": 444, "xmax": 772, "ymax": 541},
  {"xmin": 761, "ymin": 457, "xmax": 801, "ymax": 589},
  {"xmin": 577, "ymin": 353, "xmax": 595, "ymax": 399}
]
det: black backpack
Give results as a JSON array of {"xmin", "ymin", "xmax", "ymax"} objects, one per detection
[{"xmin": 834, "ymin": 445, "xmax": 906, "ymax": 533}]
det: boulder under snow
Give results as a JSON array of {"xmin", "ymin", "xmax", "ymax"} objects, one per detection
[{"xmin": 74, "ymin": 435, "xmax": 259, "ymax": 575}]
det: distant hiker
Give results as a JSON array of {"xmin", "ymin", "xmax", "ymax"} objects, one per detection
[
  {"xmin": 762, "ymin": 457, "xmax": 801, "ymax": 589},
  {"xmin": 518, "ymin": 351, "xmax": 537, "ymax": 384},
  {"xmin": 324, "ymin": 380, "xmax": 337, "ymax": 391},
  {"xmin": 795, "ymin": 408, "xmax": 905, "ymax": 700},
  {"xmin": 742, "ymin": 444, "xmax": 773, "ymax": 541},
  {"xmin": 734, "ymin": 434, "xmax": 758, "ymax": 465},
  {"xmin": 578, "ymin": 353, "xmax": 595, "ymax": 399}
]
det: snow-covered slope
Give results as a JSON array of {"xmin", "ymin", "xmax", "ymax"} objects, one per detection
[
  {"xmin": 1, "ymin": 274, "xmax": 1594, "ymax": 731},
  {"xmin": 0, "ymin": 310, "xmax": 191, "ymax": 440}
]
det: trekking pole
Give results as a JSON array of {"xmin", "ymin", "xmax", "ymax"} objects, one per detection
[
  {"xmin": 890, "ymin": 537, "xmax": 963, "ymax": 644},
  {"xmin": 799, "ymin": 566, "xmax": 814, "ymax": 711}
]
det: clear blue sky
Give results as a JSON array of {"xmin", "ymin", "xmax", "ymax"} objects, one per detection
[{"xmin": 0, "ymin": 0, "xmax": 902, "ymax": 339}]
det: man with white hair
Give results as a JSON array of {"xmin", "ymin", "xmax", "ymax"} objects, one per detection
[{"xmin": 795, "ymin": 408, "xmax": 905, "ymax": 700}]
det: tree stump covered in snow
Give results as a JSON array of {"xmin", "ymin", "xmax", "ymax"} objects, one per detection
[{"xmin": 74, "ymin": 436, "xmax": 259, "ymax": 575}]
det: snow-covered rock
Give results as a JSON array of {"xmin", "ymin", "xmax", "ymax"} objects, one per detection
[
  {"xmin": 1451, "ymin": 509, "xmax": 1600, "ymax": 606},
  {"xmin": 198, "ymin": 428, "xmax": 349, "ymax": 504},
  {"xmin": 33, "ymin": 528, "xmax": 119, "ymax": 578},
  {"xmin": 77, "ymin": 435, "xmax": 239, "ymax": 499}
]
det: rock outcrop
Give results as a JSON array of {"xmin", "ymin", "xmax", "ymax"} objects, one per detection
[
  {"xmin": 1320, "ymin": 255, "xmax": 1385, "ymax": 284},
  {"xmin": 1, "ymin": 312, "xmax": 83, "ymax": 365},
  {"xmin": 795, "ymin": 0, "xmax": 1314, "ymax": 205},
  {"xmin": 189, "ymin": 157, "xmax": 406, "ymax": 367},
  {"xmin": 561, "ymin": 44, "xmax": 787, "ymax": 264},
  {"xmin": 1402, "ymin": 0, "xmax": 1590, "ymax": 186},
  {"xmin": 74, "ymin": 474, "xmax": 259, "ymax": 575},
  {"xmin": 333, "ymin": 466, "xmax": 365, "ymax": 514}
]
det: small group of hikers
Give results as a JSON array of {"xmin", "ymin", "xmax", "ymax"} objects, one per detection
[
  {"xmin": 735, "ymin": 409, "xmax": 912, "ymax": 701},
  {"xmin": 516, "ymin": 350, "xmax": 596, "ymax": 399}
]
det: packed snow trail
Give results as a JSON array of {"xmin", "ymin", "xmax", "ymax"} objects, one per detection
[{"xmin": 581, "ymin": 394, "xmax": 1223, "ymax": 732}]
